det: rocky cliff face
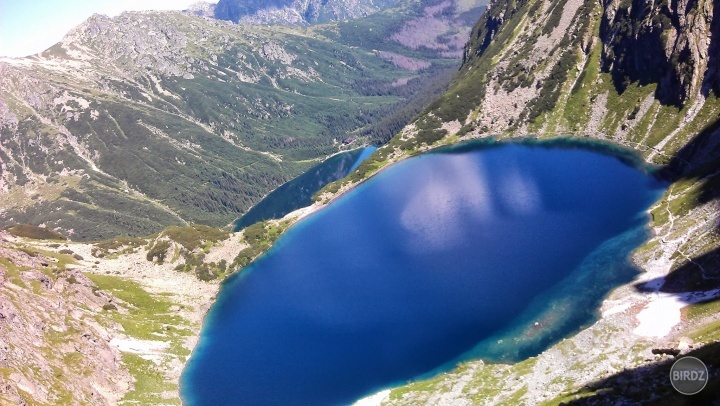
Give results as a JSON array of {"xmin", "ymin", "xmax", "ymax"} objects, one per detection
[
  {"xmin": 214, "ymin": 0, "xmax": 400, "ymax": 25},
  {"xmin": 0, "ymin": 232, "xmax": 132, "ymax": 405},
  {"xmin": 185, "ymin": 1, "xmax": 217, "ymax": 18},
  {"xmin": 445, "ymin": 0, "xmax": 719, "ymax": 145},
  {"xmin": 600, "ymin": 0, "xmax": 717, "ymax": 106}
]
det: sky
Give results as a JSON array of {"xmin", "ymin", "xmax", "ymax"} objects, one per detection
[{"xmin": 0, "ymin": 0, "xmax": 195, "ymax": 57}]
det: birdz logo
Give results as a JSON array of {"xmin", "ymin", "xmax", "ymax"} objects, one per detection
[{"xmin": 670, "ymin": 356, "xmax": 709, "ymax": 395}]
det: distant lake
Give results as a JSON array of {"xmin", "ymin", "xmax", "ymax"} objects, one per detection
[
  {"xmin": 234, "ymin": 146, "xmax": 377, "ymax": 230},
  {"xmin": 182, "ymin": 140, "xmax": 666, "ymax": 405}
]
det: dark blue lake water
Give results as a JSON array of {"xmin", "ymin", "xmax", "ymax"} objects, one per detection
[
  {"xmin": 181, "ymin": 141, "xmax": 666, "ymax": 405},
  {"xmin": 234, "ymin": 147, "xmax": 377, "ymax": 230}
]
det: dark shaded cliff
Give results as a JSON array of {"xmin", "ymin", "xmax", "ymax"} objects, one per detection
[{"xmin": 601, "ymin": 0, "xmax": 717, "ymax": 106}]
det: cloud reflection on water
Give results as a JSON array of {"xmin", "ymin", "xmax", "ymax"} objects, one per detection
[{"xmin": 399, "ymin": 155, "xmax": 542, "ymax": 252}]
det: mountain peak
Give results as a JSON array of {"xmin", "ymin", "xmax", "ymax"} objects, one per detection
[{"xmin": 185, "ymin": 1, "xmax": 218, "ymax": 18}]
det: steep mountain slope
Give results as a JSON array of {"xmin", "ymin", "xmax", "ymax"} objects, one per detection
[
  {"xmin": 0, "ymin": 231, "xmax": 132, "ymax": 404},
  {"xmin": 0, "ymin": 226, "xmax": 240, "ymax": 405},
  {"xmin": 214, "ymin": 0, "xmax": 400, "ymax": 25},
  {"xmin": 0, "ymin": 0, "xmax": 486, "ymax": 241},
  {"xmin": 310, "ymin": 0, "xmax": 720, "ymax": 403}
]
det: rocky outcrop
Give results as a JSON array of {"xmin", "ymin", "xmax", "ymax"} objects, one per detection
[
  {"xmin": 0, "ymin": 232, "xmax": 131, "ymax": 405},
  {"xmin": 184, "ymin": 1, "xmax": 217, "ymax": 18},
  {"xmin": 0, "ymin": 225, "xmax": 245, "ymax": 404},
  {"xmin": 425, "ymin": 0, "xmax": 719, "ymax": 168},
  {"xmin": 600, "ymin": 0, "xmax": 717, "ymax": 106}
]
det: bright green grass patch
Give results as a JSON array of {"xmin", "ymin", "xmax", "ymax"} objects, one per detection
[
  {"xmin": 562, "ymin": 40, "xmax": 602, "ymax": 132},
  {"xmin": 85, "ymin": 273, "xmax": 192, "ymax": 340},
  {"xmin": 689, "ymin": 318, "xmax": 720, "ymax": 342},
  {"xmin": 601, "ymin": 79, "xmax": 657, "ymax": 135},
  {"xmin": 86, "ymin": 273, "xmax": 192, "ymax": 403},
  {"xmin": 649, "ymin": 179, "xmax": 700, "ymax": 225},
  {"xmin": 120, "ymin": 354, "xmax": 179, "ymax": 405},
  {"xmin": 645, "ymin": 104, "xmax": 684, "ymax": 156},
  {"xmin": 92, "ymin": 236, "xmax": 147, "ymax": 257},
  {"xmin": 389, "ymin": 371, "xmax": 447, "ymax": 400},
  {"xmin": 86, "ymin": 274, "xmax": 172, "ymax": 312},
  {"xmin": 684, "ymin": 297, "xmax": 720, "ymax": 342},
  {"xmin": 685, "ymin": 298, "xmax": 720, "ymax": 321},
  {"xmin": 505, "ymin": 385, "xmax": 528, "ymax": 404}
]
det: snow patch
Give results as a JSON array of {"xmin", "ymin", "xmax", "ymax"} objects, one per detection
[
  {"xmin": 352, "ymin": 389, "xmax": 391, "ymax": 406},
  {"xmin": 633, "ymin": 289, "xmax": 720, "ymax": 337}
]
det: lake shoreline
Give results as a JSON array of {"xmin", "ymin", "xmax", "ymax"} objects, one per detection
[
  {"xmin": 50, "ymin": 137, "xmax": 699, "ymax": 405},
  {"xmin": 182, "ymin": 140, "xmax": 669, "ymax": 405},
  {"xmin": 335, "ymin": 134, "xmax": 718, "ymax": 403}
]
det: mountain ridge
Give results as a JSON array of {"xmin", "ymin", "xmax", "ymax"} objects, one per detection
[{"xmin": 0, "ymin": 0, "xmax": 485, "ymax": 240}]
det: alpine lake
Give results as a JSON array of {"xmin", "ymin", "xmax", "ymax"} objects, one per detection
[{"xmin": 181, "ymin": 139, "xmax": 668, "ymax": 405}]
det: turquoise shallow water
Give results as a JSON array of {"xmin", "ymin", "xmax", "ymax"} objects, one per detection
[{"xmin": 183, "ymin": 141, "xmax": 666, "ymax": 405}]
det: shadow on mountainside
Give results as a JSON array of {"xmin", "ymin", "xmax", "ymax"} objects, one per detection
[
  {"xmin": 635, "ymin": 116, "xmax": 720, "ymax": 296},
  {"xmin": 705, "ymin": 0, "xmax": 720, "ymax": 99},
  {"xmin": 562, "ymin": 340, "xmax": 720, "ymax": 405},
  {"xmin": 660, "ymin": 247, "xmax": 720, "ymax": 293},
  {"xmin": 604, "ymin": 0, "xmax": 720, "ymax": 108}
]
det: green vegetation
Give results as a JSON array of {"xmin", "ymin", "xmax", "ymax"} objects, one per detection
[
  {"xmin": 5, "ymin": 224, "xmax": 66, "ymax": 240},
  {"xmin": 91, "ymin": 236, "xmax": 146, "ymax": 258},
  {"xmin": 388, "ymin": 357, "xmax": 540, "ymax": 404},
  {"xmin": 146, "ymin": 241, "xmax": 172, "ymax": 264},
  {"xmin": 423, "ymin": 0, "xmax": 535, "ymax": 123},
  {"xmin": 685, "ymin": 298, "xmax": 720, "ymax": 321},
  {"xmin": 234, "ymin": 148, "xmax": 370, "ymax": 229},
  {"xmin": 121, "ymin": 354, "xmax": 179, "ymax": 405},
  {"xmin": 524, "ymin": 48, "xmax": 578, "ymax": 122},
  {"xmin": 311, "ymin": 142, "xmax": 401, "ymax": 201},
  {"xmin": 160, "ymin": 224, "xmax": 229, "ymax": 252},
  {"xmin": 689, "ymin": 317, "xmax": 720, "ymax": 342},
  {"xmin": 541, "ymin": 0, "xmax": 570, "ymax": 35},
  {"xmin": 413, "ymin": 115, "xmax": 449, "ymax": 146},
  {"xmin": 232, "ymin": 220, "xmax": 290, "ymax": 269},
  {"xmin": 86, "ymin": 273, "xmax": 193, "ymax": 403},
  {"xmin": 683, "ymin": 299, "xmax": 720, "ymax": 342},
  {"xmin": 142, "ymin": 224, "xmax": 231, "ymax": 280},
  {"xmin": 84, "ymin": 274, "xmax": 184, "ymax": 336},
  {"xmin": 522, "ymin": 0, "xmax": 595, "ymax": 125}
]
